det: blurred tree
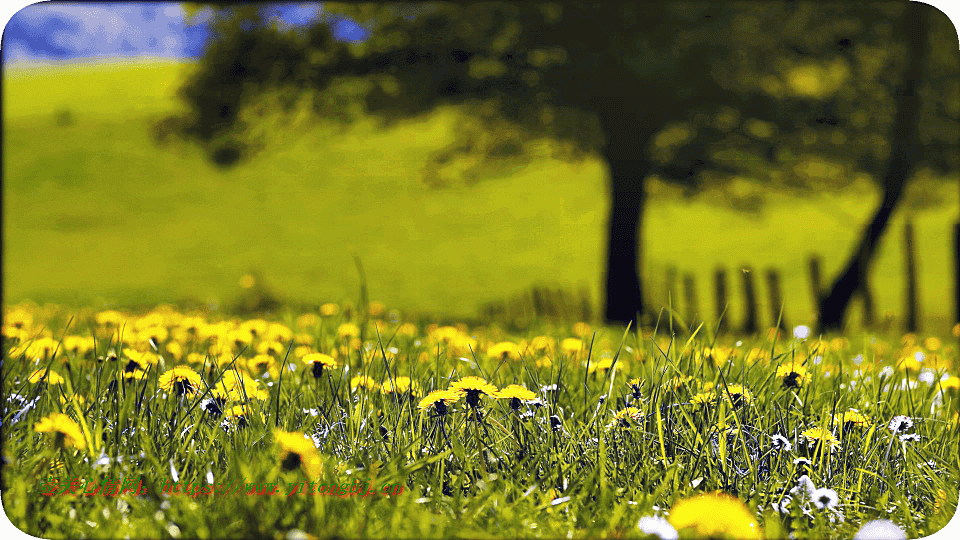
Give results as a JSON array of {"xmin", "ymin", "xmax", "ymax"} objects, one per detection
[{"xmin": 164, "ymin": 2, "xmax": 958, "ymax": 328}]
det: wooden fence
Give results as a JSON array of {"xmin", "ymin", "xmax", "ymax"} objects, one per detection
[{"xmin": 478, "ymin": 220, "xmax": 960, "ymax": 333}]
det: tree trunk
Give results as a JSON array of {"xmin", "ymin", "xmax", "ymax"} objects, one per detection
[
  {"xmin": 817, "ymin": 3, "xmax": 929, "ymax": 332},
  {"xmin": 596, "ymin": 102, "xmax": 657, "ymax": 326}
]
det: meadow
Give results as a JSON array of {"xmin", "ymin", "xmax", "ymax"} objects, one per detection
[
  {"xmin": 1, "ymin": 301, "xmax": 958, "ymax": 539},
  {"xmin": 2, "ymin": 58, "xmax": 959, "ymax": 539},
  {"xmin": 3, "ymin": 58, "xmax": 959, "ymax": 330}
]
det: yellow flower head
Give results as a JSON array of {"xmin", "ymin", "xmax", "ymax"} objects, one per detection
[
  {"xmin": 450, "ymin": 376, "xmax": 499, "ymax": 407},
  {"xmin": 381, "ymin": 376, "xmax": 421, "ymax": 396},
  {"xmin": 627, "ymin": 377, "xmax": 643, "ymax": 397},
  {"xmin": 496, "ymin": 384, "xmax": 537, "ymax": 409},
  {"xmin": 216, "ymin": 371, "xmax": 268, "ymax": 402},
  {"xmin": 833, "ymin": 409, "xmax": 869, "ymax": 430},
  {"xmin": 724, "ymin": 384, "xmax": 754, "ymax": 407},
  {"xmin": 158, "ymin": 366, "xmax": 203, "ymax": 397},
  {"xmin": 337, "ymin": 323, "xmax": 360, "ymax": 340},
  {"xmin": 587, "ymin": 357, "xmax": 615, "ymax": 375},
  {"xmin": 303, "ymin": 353, "xmax": 338, "ymax": 378},
  {"xmin": 487, "ymin": 341, "xmax": 521, "ymax": 361},
  {"xmin": 777, "ymin": 363, "xmax": 811, "ymax": 389},
  {"xmin": 351, "ymin": 375, "xmax": 380, "ymax": 391},
  {"xmin": 34, "ymin": 413, "xmax": 86, "ymax": 450},
  {"xmin": 561, "ymin": 337, "xmax": 584, "ymax": 357},
  {"xmin": 607, "ymin": 407, "xmax": 643, "ymax": 431},
  {"xmin": 418, "ymin": 389, "xmax": 461, "ymax": 415},
  {"xmin": 526, "ymin": 336, "xmax": 555, "ymax": 356},
  {"xmin": 274, "ymin": 430, "xmax": 322, "ymax": 478},
  {"xmin": 691, "ymin": 392, "xmax": 716, "ymax": 406},
  {"xmin": 320, "ymin": 303, "xmax": 340, "ymax": 317},
  {"xmin": 28, "ymin": 368, "xmax": 65, "ymax": 385},
  {"xmin": 800, "ymin": 426, "xmax": 841, "ymax": 454},
  {"xmin": 668, "ymin": 492, "xmax": 760, "ymax": 540}
]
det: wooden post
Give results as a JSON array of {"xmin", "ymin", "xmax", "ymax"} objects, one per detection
[
  {"xmin": 684, "ymin": 273, "xmax": 698, "ymax": 328},
  {"xmin": 741, "ymin": 266, "xmax": 759, "ymax": 334},
  {"xmin": 808, "ymin": 254, "xmax": 823, "ymax": 306},
  {"xmin": 954, "ymin": 222, "xmax": 960, "ymax": 325},
  {"xmin": 766, "ymin": 268, "xmax": 787, "ymax": 330},
  {"xmin": 714, "ymin": 267, "xmax": 728, "ymax": 333},
  {"xmin": 666, "ymin": 266, "xmax": 678, "ymax": 328},
  {"xmin": 904, "ymin": 220, "xmax": 919, "ymax": 332}
]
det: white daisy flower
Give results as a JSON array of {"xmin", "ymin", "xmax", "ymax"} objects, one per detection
[
  {"xmin": 888, "ymin": 415, "xmax": 913, "ymax": 433},
  {"xmin": 637, "ymin": 516, "xmax": 678, "ymax": 540},
  {"xmin": 771, "ymin": 434, "xmax": 792, "ymax": 452},
  {"xmin": 853, "ymin": 519, "xmax": 906, "ymax": 540},
  {"xmin": 811, "ymin": 487, "xmax": 839, "ymax": 510}
]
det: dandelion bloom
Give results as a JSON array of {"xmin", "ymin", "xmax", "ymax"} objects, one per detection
[
  {"xmin": 561, "ymin": 338, "xmax": 584, "ymax": 357},
  {"xmin": 381, "ymin": 376, "xmax": 421, "ymax": 396},
  {"xmin": 854, "ymin": 519, "xmax": 906, "ymax": 540},
  {"xmin": 320, "ymin": 303, "xmax": 340, "ymax": 317},
  {"xmin": 496, "ymin": 384, "xmax": 537, "ymax": 410},
  {"xmin": 28, "ymin": 368, "xmax": 65, "ymax": 385},
  {"xmin": 303, "ymin": 353, "xmax": 337, "ymax": 378},
  {"xmin": 34, "ymin": 413, "xmax": 86, "ymax": 450},
  {"xmin": 723, "ymin": 384, "xmax": 754, "ymax": 407},
  {"xmin": 158, "ymin": 366, "xmax": 203, "ymax": 397},
  {"xmin": 691, "ymin": 392, "xmax": 715, "ymax": 406},
  {"xmin": 626, "ymin": 378, "xmax": 643, "ymax": 399},
  {"xmin": 225, "ymin": 405, "xmax": 251, "ymax": 428},
  {"xmin": 337, "ymin": 323, "xmax": 360, "ymax": 340},
  {"xmin": 833, "ymin": 409, "xmax": 869, "ymax": 431},
  {"xmin": 487, "ymin": 341, "xmax": 521, "ymax": 361},
  {"xmin": 216, "ymin": 371, "xmax": 268, "ymax": 402},
  {"xmin": 636, "ymin": 516, "xmax": 678, "ymax": 540},
  {"xmin": 274, "ymin": 430, "xmax": 322, "ymax": 478},
  {"xmin": 351, "ymin": 375, "xmax": 380, "ymax": 391},
  {"xmin": 800, "ymin": 426, "xmax": 841, "ymax": 453},
  {"xmin": 418, "ymin": 390, "xmax": 461, "ymax": 416},
  {"xmin": 776, "ymin": 364, "xmax": 811, "ymax": 389},
  {"xmin": 587, "ymin": 357, "xmax": 615, "ymax": 374},
  {"xmin": 668, "ymin": 492, "xmax": 760, "ymax": 540},
  {"xmin": 450, "ymin": 376, "xmax": 499, "ymax": 407},
  {"xmin": 810, "ymin": 487, "xmax": 840, "ymax": 511},
  {"xmin": 607, "ymin": 407, "xmax": 643, "ymax": 430}
]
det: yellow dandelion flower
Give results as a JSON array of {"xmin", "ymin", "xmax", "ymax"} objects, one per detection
[
  {"xmin": 397, "ymin": 323, "xmax": 417, "ymax": 337},
  {"xmin": 225, "ymin": 404, "xmax": 254, "ymax": 428},
  {"xmin": 527, "ymin": 336, "xmax": 555, "ymax": 356},
  {"xmin": 368, "ymin": 300, "xmax": 387, "ymax": 318},
  {"xmin": 303, "ymin": 353, "xmax": 338, "ymax": 379},
  {"xmin": 668, "ymin": 492, "xmax": 760, "ymax": 540},
  {"xmin": 606, "ymin": 407, "xmax": 643, "ymax": 431},
  {"xmin": 417, "ymin": 389, "xmax": 461, "ymax": 415},
  {"xmin": 800, "ymin": 426, "xmax": 841, "ymax": 454},
  {"xmin": 833, "ymin": 409, "xmax": 869, "ymax": 430},
  {"xmin": 897, "ymin": 356, "xmax": 922, "ymax": 374},
  {"xmin": 561, "ymin": 337, "xmax": 584, "ymax": 357},
  {"xmin": 691, "ymin": 392, "xmax": 715, "ymax": 406},
  {"xmin": 487, "ymin": 341, "xmax": 521, "ymax": 361},
  {"xmin": 158, "ymin": 366, "xmax": 203, "ymax": 397},
  {"xmin": 337, "ymin": 323, "xmax": 360, "ymax": 340},
  {"xmin": 216, "ymin": 371, "xmax": 268, "ymax": 402},
  {"xmin": 939, "ymin": 376, "xmax": 959, "ymax": 393},
  {"xmin": 248, "ymin": 354, "xmax": 278, "ymax": 377},
  {"xmin": 572, "ymin": 322, "xmax": 591, "ymax": 337},
  {"xmin": 320, "ymin": 303, "xmax": 340, "ymax": 317},
  {"xmin": 496, "ymin": 384, "xmax": 537, "ymax": 409},
  {"xmin": 34, "ymin": 413, "xmax": 86, "ymax": 450},
  {"xmin": 274, "ymin": 430, "xmax": 322, "ymax": 478},
  {"xmin": 28, "ymin": 368, "xmax": 65, "ymax": 385},
  {"xmin": 535, "ymin": 356, "xmax": 553, "ymax": 368},
  {"xmin": 777, "ymin": 364, "xmax": 811, "ymax": 389},
  {"xmin": 626, "ymin": 377, "xmax": 643, "ymax": 399},
  {"xmin": 724, "ymin": 384, "xmax": 754, "ymax": 407},
  {"xmin": 381, "ymin": 376, "xmax": 421, "ymax": 396},
  {"xmin": 297, "ymin": 313, "xmax": 320, "ymax": 329},
  {"xmin": 450, "ymin": 376, "xmax": 499, "ymax": 407},
  {"xmin": 350, "ymin": 375, "xmax": 380, "ymax": 391},
  {"xmin": 95, "ymin": 310, "xmax": 124, "ymax": 327},
  {"xmin": 265, "ymin": 322, "xmax": 293, "ymax": 343}
]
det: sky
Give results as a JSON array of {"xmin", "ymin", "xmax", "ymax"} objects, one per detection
[{"xmin": 0, "ymin": 2, "xmax": 368, "ymax": 64}]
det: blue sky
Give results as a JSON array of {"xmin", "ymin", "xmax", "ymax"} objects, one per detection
[{"xmin": 1, "ymin": 2, "xmax": 367, "ymax": 64}]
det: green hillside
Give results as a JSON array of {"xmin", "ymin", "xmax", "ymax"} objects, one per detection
[{"xmin": 3, "ymin": 58, "xmax": 957, "ymax": 329}]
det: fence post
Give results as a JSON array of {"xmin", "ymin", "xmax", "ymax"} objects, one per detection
[
  {"xmin": 741, "ymin": 266, "xmax": 759, "ymax": 334},
  {"xmin": 954, "ymin": 222, "xmax": 960, "ymax": 326},
  {"xmin": 766, "ymin": 268, "xmax": 788, "ymax": 330},
  {"xmin": 904, "ymin": 220, "xmax": 919, "ymax": 332},
  {"xmin": 684, "ymin": 273, "xmax": 699, "ymax": 329},
  {"xmin": 808, "ymin": 254, "xmax": 822, "ymax": 316},
  {"xmin": 714, "ymin": 267, "xmax": 728, "ymax": 334},
  {"xmin": 666, "ymin": 266, "xmax": 678, "ymax": 329}
]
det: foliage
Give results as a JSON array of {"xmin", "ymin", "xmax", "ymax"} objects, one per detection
[{"xmin": 2, "ymin": 301, "xmax": 959, "ymax": 538}]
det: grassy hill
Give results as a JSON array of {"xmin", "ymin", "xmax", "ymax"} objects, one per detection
[{"xmin": 3, "ymin": 57, "xmax": 958, "ymax": 330}]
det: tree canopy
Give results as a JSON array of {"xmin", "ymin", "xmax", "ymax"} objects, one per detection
[{"xmin": 165, "ymin": 1, "xmax": 959, "ymax": 328}]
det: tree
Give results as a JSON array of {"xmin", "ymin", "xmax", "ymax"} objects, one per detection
[{"xmin": 165, "ymin": 2, "xmax": 958, "ymax": 328}]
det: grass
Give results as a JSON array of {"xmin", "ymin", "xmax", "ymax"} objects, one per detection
[
  {"xmin": 3, "ymin": 58, "xmax": 958, "ymax": 330},
  {"xmin": 1, "ymin": 301, "xmax": 958, "ymax": 539}
]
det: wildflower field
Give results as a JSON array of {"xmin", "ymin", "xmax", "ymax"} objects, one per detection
[{"xmin": 2, "ymin": 301, "xmax": 958, "ymax": 539}]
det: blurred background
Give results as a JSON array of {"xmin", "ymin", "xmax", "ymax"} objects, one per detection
[{"xmin": 2, "ymin": 2, "xmax": 959, "ymax": 332}]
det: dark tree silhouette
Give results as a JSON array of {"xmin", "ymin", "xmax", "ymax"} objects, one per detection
[{"xmin": 166, "ymin": 2, "xmax": 958, "ymax": 327}]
